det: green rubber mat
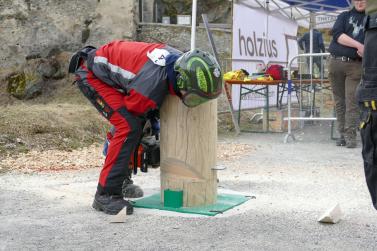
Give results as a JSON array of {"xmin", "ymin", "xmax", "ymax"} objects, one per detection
[{"xmin": 132, "ymin": 192, "xmax": 250, "ymax": 216}]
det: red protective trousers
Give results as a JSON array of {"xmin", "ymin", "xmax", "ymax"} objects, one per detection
[{"xmin": 76, "ymin": 66, "xmax": 142, "ymax": 195}]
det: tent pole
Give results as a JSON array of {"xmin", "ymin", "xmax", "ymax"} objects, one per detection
[
  {"xmin": 309, "ymin": 12, "xmax": 315, "ymax": 77},
  {"xmin": 265, "ymin": 0, "xmax": 270, "ymax": 36},
  {"xmin": 309, "ymin": 12, "xmax": 317, "ymax": 116},
  {"xmin": 191, "ymin": 0, "xmax": 197, "ymax": 50}
]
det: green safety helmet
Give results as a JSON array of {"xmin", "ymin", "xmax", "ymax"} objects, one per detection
[{"xmin": 174, "ymin": 49, "xmax": 222, "ymax": 107}]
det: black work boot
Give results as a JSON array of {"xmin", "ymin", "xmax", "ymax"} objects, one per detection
[
  {"xmin": 336, "ymin": 136, "xmax": 346, "ymax": 146},
  {"xmin": 346, "ymin": 139, "xmax": 357, "ymax": 148},
  {"xmin": 92, "ymin": 192, "xmax": 134, "ymax": 215},
  {"xmin": 122, "ymin": 178, "xmax": 144, "ymax": 198},
  {"xmin": 345, "ymin": 130, "xmax": 357, "ymax": 148}
]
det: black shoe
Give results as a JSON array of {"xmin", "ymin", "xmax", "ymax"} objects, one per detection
[
  {"xmin": 92, "ymin": 193, "xmax": 134, "ymax": 215},
  {"xmin": 336, "ymin": 137, "xmax": 346, "ymax": 146},
  {"xmin": 346, "ymin": 140, "xmax": 357, "ymax": 148},
  {"xmin": 122, "ymin": 178, "xmax": 144, "ymax": 198}
]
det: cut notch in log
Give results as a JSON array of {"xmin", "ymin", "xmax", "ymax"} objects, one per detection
[{"xmin": 160, "ymin": 96, "xmax": 218, "ymax": 207}]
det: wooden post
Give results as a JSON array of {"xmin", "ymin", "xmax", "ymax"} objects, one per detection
[{"xmin": 160, "ymin": 96, "xmax": 218, "ymax": 207}]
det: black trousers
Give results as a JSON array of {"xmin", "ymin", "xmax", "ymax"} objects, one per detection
[
  {"xmin": 359, "ymin": 26, "xmax": 377, "ymax": 210},
  {"xmin": 360, "ymin": 106, "xmax": 377, "ymax": 210}
]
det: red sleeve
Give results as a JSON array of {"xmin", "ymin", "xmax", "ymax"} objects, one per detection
[{"xmin": 123, "ymin": 89, "xmax": 157, "ymax": 116}]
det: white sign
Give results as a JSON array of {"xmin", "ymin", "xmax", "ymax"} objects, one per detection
[
  {"xmin": 232, "ymin": 4, "xmax": 299, "ymax": 110},
  {"xmin": 147, "ymin": 48, "xmax": 170, "ymax": 66},
  {"xmin": 177, "ymin": 15, "xmax": 191, "ymax": 25},
  {"xmin": 315, "ymin": 14, "xmax": 337, "ymax": 29}
]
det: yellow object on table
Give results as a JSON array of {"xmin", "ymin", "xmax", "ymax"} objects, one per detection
[
  {"xmin": 243, "ymin": 75, "xmax": 273, "ymax": 81},
  {"xmin": 256, "ymin": 75, "xmax": 273, "ymax": 81},
  {"xmin": 223, "ymin": 70, "xmax": 247, "ymax": 81}
]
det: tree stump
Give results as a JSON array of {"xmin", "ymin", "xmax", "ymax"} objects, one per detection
[{"xmin": 160, "ymin": 96, "xmax": 218, "ymax": 207}]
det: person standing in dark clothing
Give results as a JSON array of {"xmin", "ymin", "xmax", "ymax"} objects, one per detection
[
  {"xmin": 298, "ymin": 29, "xmax": 326, "ymax": 75},
  {"xmin": 356, "ymin": 0, "xmax": 377, "ymax": 210},
  {"xmin": 328, "ymin": 0, "xmax": 366, "ymax": 148}
]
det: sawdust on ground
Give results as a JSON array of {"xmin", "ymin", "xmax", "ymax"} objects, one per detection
[{"xmin": 0, "ymin": 142, "xmax": 253, "ymax": 173}]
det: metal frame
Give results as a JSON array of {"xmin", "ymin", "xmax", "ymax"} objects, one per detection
[
  {"xmin": 235, "ymin": 83, "xmax": 290, "ymax": 133},
  {"xmin": 237, "ymin": 84, "xmax": 272, "ymax": 133},
  {"xmin": 283, "ymin": 52, "xmax": 335, "ymax": 143},
  {"xmin": 202, "ymin": 14, "xmax": 241, "ymax": 135},
  {"xmin": 231, "ymin": 0, "xmax": 351, "ymax": 138}
]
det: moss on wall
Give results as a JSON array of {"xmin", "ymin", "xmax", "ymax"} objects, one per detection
[
  {"xmin": 7, "ymin": 73, "xmax": 27, "ymax": 98},
  {"xmin": 6, "ymin": 72, "xmax": 38, "ymax": 99}
]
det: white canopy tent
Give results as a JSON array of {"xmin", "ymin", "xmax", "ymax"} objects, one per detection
[
  {"xmin": 189, "ymin": 0, "xmax": 352, "ymax": 58},
  {"xmin": 188, "ymin": 0, "xmax": 353, "ymax": 134},
  {"xmin": 234, "ymin": 0, "xmax": 351, "ymax": 63},
  {"xmin": 235, "ymin": 0, "xmax": 351, "ymax": 28}
]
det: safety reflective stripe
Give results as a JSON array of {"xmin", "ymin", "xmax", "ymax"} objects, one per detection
[
  {"xmin": 360, "ymin": 111, "xmax": 372, "ymax": 129},
  {"xmin": 372, "ymin": 100, "xmax": 376, "ymax": 110},
  {"xmin": 94, "ymin": 56, "xmax": 136, "ymax": 80},
  {"xmin": 365, "ymin": 101, "xmax": 369, "ymax": 108}
]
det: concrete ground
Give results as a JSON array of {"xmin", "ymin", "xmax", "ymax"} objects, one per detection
[{"xmin": 1, "ymin": 122, "xmax": 376, "ymax": 251}]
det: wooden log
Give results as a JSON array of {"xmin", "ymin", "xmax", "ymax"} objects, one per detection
[{"xmin": 160, "ymin": 96, "xmax": 218, "ymax": 207}]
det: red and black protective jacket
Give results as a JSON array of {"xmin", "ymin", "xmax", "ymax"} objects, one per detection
[{"xmin": 86, "ymin": 40, "xmax": 181, "ymax": 116}]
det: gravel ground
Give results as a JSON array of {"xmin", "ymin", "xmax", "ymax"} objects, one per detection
[{"xmin": 1, "ymin": 122, "xmax": 376, "ymax": 251}]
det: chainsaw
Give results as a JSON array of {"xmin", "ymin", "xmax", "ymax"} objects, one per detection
[
  {"xmin": 129, "ymin": 118, "xmax": 160, "ymax": 174},
  {"xmin": 102, "ymin": 117, "xmax": 160, "ymax": 175}
]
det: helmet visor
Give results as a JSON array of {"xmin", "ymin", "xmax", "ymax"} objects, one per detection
[{"xmin": 181, "ymin": 92, "xmax": 210, "ymax": 107}]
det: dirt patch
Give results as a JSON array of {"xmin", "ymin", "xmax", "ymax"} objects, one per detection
[
  {"xmin": 0, "ymin": 144, "xmax": 104, "ymax": 173},
  {"xmin": 0, "ymin": 142, "xmax": 253, "ymax": 173},
  {"xmin": 217, "ymin": 142, "xmax": 253, "ymax": 161},
  {"xmin": 0, "ymin": 103, "xmax": 109, "ymax": 158}
]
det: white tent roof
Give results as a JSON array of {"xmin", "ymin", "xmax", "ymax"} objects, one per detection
[{"xmin": 235, "ymin": 0, "xmax": 352, "ymax": 28}]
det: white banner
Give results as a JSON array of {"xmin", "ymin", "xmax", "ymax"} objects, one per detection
[{"xmin": 232, "ymin": 3, "xmax": 299, "ymax": 110}]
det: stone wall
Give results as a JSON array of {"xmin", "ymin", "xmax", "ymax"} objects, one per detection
[
  {"xmin": 141, "ymin": 0, "xmax": 232, "ymax": 24},
  {"xmin": 137, "ymin": 23, "xmax": 232, "ymax": 112},
  {"xmin": 1, "ymin": 0, "xmax": 233, "ymax": 113},
  {"xmin": 0, "ymin": 0, "xmax": 137, "ymax": 70},
  {"xmin": 0, "ymin": 0, "xmax": 231, "ymax": 71},
  {"xmin": 137, "ymin": 23, "xmax": 231, "ymax": 69}
]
